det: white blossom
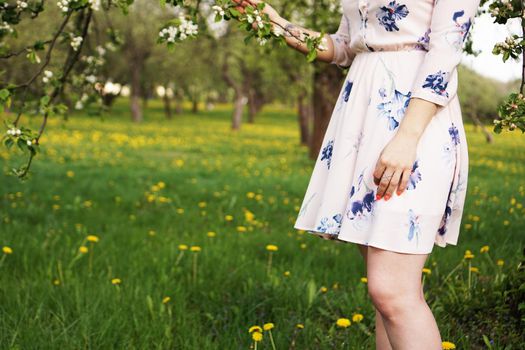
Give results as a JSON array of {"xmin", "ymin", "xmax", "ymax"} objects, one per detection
[
  {"xmin": 70, "ymin": 36, "xmax": 83, "ymax": 51},
  {"xmin": 42, "ymin": 70, "xmax": 53, "ymax": 84},
  {"xmin": 88, "ymin": 0, "xmax": 100, "ymax": 11},
  {"xmin": 26, "ymin": 140, "xmax": 32, "ymax": 146},
  {"xmin": 57, "ymin": 0, "xmax": 70, "ymax": 12},
  {"xmin": 212, "ymin": 5, "xmax": 225, "ymax": 17},
  {"xmin": 16, "ymin": 1, "xmax": 28, "ymax": 9}
]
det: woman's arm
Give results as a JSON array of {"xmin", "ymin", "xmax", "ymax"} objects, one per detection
[{"xmin": 233, "ymin": 0, "xmax": 345, "ymax": 65}]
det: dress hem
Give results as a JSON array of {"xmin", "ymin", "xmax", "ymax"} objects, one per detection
[{"xmin": 294, "ymin": 224, "xmax": 457, "ymax": 255}]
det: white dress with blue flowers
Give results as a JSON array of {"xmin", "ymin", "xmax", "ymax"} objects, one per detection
[{"xmin": 293, "ymin": 0, "xmax": 480, "ymax": 254}]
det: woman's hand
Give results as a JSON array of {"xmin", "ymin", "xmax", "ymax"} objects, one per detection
[{"xmin": 372, "ymin": 131, "xmax": 419, "ymax": 200}]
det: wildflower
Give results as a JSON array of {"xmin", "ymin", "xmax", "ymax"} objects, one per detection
[
  {"xmin": 336, "ymin": 318, "xmax": 351, "ymax": 328},
  {"xmin": 198, "ymin": 201, "xmax": 206, "ymax": 208},
  {"xmin": 496, "ymin": 259, "xmax": 504, "ymax": 266},
  {"xmin": 2, "ymin": 246, "xmax": 13, "ymax": 254},
  {"xmin": 87, "ymin": 235, "xmax": 99, "ymax": 243},
  {"xmin": 266, "ymin": 244, "xmax": 278, "ymax": 251},
  {"xmin": 176, "ymin": 208, "xmax": 184, "ymax": 214},
  {"xmin": 263, "ymin": 323, "xmax": 274, "ymax": 331},
  {"xmin": 480, "ymin": 245, "xmax": 489, "ymax": 253},
  {"xmin": 248, "ymin": 325, "xmax": 263, "ymax": 333},
  {"xmin": 79, "ymin": 246, "xmax": 88, "ymax": 254},
  {"xmin": 360, "ymin": 277, "xmax": 368, "ymax": 283},
  {"xmin": 244, "ymin": 209, "xmax": 255, "ymax": 221},
  {"xmin": 111, "ymin": 278, "xmax": 121, "ymax": 285},
  {"xmin": 283, "ymin": 271, "xmax": 290, "ymax": 277},
  {"xmin": 252, "ymin": 331, "xmax": 263, "ymax": 342},
  {"xmin": 320, "ymin": 286, "xmax": 328, "ymax": 293},
  {"xmin": 296, "ymin": 323, "xmax": 304, "ymax": 329},
  {"xmin": 224, "ymin": 214, "xmax": 233, "ymax": 221},
  {"xmin": 70, "ymin": 36, "xmax": 83, "ymax": 51},
  {"xmin": 237, "ymin": 226, "xmax": 247, "ymax": 232},
  {"xmin": 207, "ymin": 231, "xmax": 216, "ymax": 237},
  {"xmin": 178, "ymin": 244, "xmax": 188, "ymax": 251},
  {"xmin": 422, "ymin": 268, "xmax": 431, "ymax": 275},
  {"xmin": 469, "ymin": 266, "xmax": 479, "ymax": 273},
  {"xmin": 42, "ymin": 70, "xmax": 53, "ymax": 83},
  {"xmin": 66, "ymin": 170, "xmax": 75, "ymax": 178},
  {"xmin": 246, "ymin": 191, "xmax": 255, "ymax": 198},
  {"xmin": 162, "ymin": 296, "xmax": 171, "ymax": 304},
  {"xmin": 53, "ymin": 279, "xmax": 60, "ymax": 285},
  {"xmin": 463, "ymin": 249, "xmax": 475, "ymax": 260},
  {"xmin": 190, "ymin": 245, "xmax": 201, "ymax": 252},
  {"xmin": 442, "ymin": 341, "xmax": 456, "ymax": 349},
  {"xmin": 352, "ymin": 313, "xmax": 364, "ymax": 323}
]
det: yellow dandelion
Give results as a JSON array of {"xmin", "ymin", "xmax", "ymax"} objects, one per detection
[
  {"xmin": 207, "ymin": 231, "xmax": 216, "ymax": 237},
  {"xmin": 198, "ymin": 201, "xmax": 207, "ymax": 208},
  {"xmin": 352, "ymin": 313, "xmax": 364, "ymax": 323},
  {"xmin": 464, "ymin": 223, "xmax": 472, "ymax": 230},
  {"xmin": 263, "ymin": 323, "xmax": 274, "ymax": 331},
  {"xmin": 176, "ymin": 208, "xmax": 184, "ymax": 214},
  {"xmin": 162, "ymin": 296, "xmax": 171, "ymax": 304},
  {"xmin": 442, "ymin": 341, "xmax": 456, "ymax": 349},
  {"xmin": 496, "ymin": 259, "xmax": 504, "ymax": 266},
  {"xmin": 248, "ymin": 325, "xmax": 263, "ymax": 333},
  {"xmin": 244, "ymin": 210, "xmax": 255, "ymax": 222},
  {"xmin": 237, "ymin": 226, "xmax": 247, "ymax": 232},
  {"xmin": 422, "ymin": 268, "xmax": 431, "ymax": 275},
  {"xmin": 503, "ymin": 220, "xmax": 510, "ymax": 226},
  {"xmin": 52, "ymin": 204, "xmax": 60, "ymax": 210},
  {"xmin": 266, "ymin": 244, "xmax": 278, "ymax": 252},
  {"xmin": 296, "ymin": 323, "xmax": 304, "ymax": 329},
  {"xmin": 300, "ymin": 243, "xmax": 307, "ymax": 249},
  {"xmin": 224, "ymin": 214, "xmax": 233, "ymax": 221},
  {"xmin": 320, "ymin": 286, "xmax": 328, "ymax": 293},
  {"xmin": 472, "ymin": 215, "xmax": 480, "ymax": 222},
  {"xmin": 190, "ymin": 246, "xmax": 201, "ymax": 252},
  {"xmin": 111, "ymin": 278, "xmax": 121, "ymax": 285},
  {"xmin": 148, "ymin": 230, "xmax": 156, "ymax": 236},
  {"xmin": 480, "ymin": 245, "xmax": 489, "ymax": 253},
  {"xmin": 252, "ymin": 331, "xmax": 263, "ymax": 342},
  {"xmin": 79, "ymin": 246, "xmax": 89, "ymax": 254},
  {"xmin": 336, "ymin": 318, "xmax": 351, "ymax": 328},
  {"xmin": 151, "ymin": 185, "xmax": 160, "ymax": 192},
  {"xmin": 246, "ymin": 191, "xmax": 255, "ymax": 198},
  {"xmin": 178, "ymin": 244, "xmax": 188, "ymax": 251},
  {"xmin": 2, "ymin": 246, "xmax": 13, "ymax": 254},
  {"xmin": 463, "ymin": 249, "xmax": 475, "ymax": 260},
  {"xmin": 66, "ymin": 170, "xmax": 75, "ymax": 178},
  {"xmin": 87, "ymin": 235, "xmax": 99, "ymax": 243},
  {"xmin": 283, "ymin": 271, "xmax": 290, "ymax": 277},
  {"xmin": 469, "ymin": 266, "xmax": 479, "ymax": 273},
  {"xmin": 53, "ymin": 279, "xmax": 60, "ymax": 286},
  {"xmin": 360, "ymin": 277, "xmax": 368, "ymax": 283},
  {"xmin": 158, "ymin": 181, "xmax": 166, "ymax": 189},
  {"xmin": 332, "ymin": 282, "xmax": 339, "ymax": 289}
]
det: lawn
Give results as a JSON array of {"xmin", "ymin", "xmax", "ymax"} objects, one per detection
[{"xmin": 1, "ymin": 99, "xmax": 524, "ymax": 349}]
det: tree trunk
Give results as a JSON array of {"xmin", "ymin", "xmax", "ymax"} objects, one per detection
[
  {"xmin": 469, "ymin": 112, "xmax": 493, "ymax": 143},
  {"xmin": 297, "ymin": 90, "xmax": 311, "ymax": 146},
  {"xmin": 232, "ymin": 91, "xmax": 244, "ymax": 130},
  {"xmin": 309, "ymin": 63, "xmax": 344, "ymax": 159},
  {"xmin": 192, "ymin": 98, "xmax": 199, "ymax": 114},
  {"xmin": 163, "ymin": 93, "xmax": 173, "ymax": 119},
  {"xmin": 130, "ymin": 63, "xmax": 143, "ymax": 123}
]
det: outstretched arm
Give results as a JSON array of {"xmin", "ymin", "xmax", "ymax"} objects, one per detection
[{"xmin": 234, "ymin": 0, "xmax": 355, "ymax": 67}]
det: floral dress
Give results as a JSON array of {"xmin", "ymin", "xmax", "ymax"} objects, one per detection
[{"xmin": 293, "ymin": 0, "xmax": 481, "ymax": 254}]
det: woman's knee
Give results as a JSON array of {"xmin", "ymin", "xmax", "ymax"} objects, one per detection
[{"xmin": 367, "ymin": 278, "xmax": 419, "ymax": 320}]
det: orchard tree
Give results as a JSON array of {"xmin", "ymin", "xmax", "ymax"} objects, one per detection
[{"xmin": 1, "ymin": 0, "xmax": 524, "ymax": 179}]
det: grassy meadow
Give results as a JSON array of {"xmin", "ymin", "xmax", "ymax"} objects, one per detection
[{"xmin": 1, "ymin": 99, "xmax": 524, "ymax": 349}]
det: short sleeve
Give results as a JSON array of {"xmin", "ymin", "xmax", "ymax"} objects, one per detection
[
  {"xmin": 410, "ymin": 0, "xmax": 481, "ymax": 107},
  {"xmin": 329, "ymin": 13, "xmax": 356, "ymax": 69}
]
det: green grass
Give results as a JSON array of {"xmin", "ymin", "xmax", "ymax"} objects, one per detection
[{"xmin": 1, "ymin": 99, "xmax": 524, "ymax": 349}]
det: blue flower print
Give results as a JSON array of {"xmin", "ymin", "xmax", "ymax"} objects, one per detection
[
  {"xmin": 376, "ymin": 1, "xmax": 409, "ymax": 32},
  {"xmin": 343, "ymin": 80, "xmax": 353, "ymax": 102},
  {"xmin": 407, "ymin": 209, "xmax": 421, "ymax": 245},
  {"xmin": 320, "ymin": 140, "xmax": 334, "ymax": 169},
  {"xmin": 407, "ymin": 159, "xmax": 422, "ymax": 190},
  {"xmin": 415, "ymin": 28, "xmax": 431, "ymax": 51},
  {"xmin": 422, "ymin": 70, "xmax": 449, "ymax": 98},
  {"xmin": 449, "ymin": 123, "xmax": 460, "ymax": 145},
  {"xmin": 452, "ymin": 10, "xmax": 472, "ymax": 43},
  {"xmin": 377, "ymin": 88, "xmax": 412, "ymax": 131},
  {"xmin": 438, "ymin": 182, "xmax": 454, "ymax": 236},
  {"xmin": 316, "ymin": 213, "xmax": 343, "ymax": 234}
]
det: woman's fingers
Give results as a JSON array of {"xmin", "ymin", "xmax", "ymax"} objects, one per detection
[
  {"xmin": 383, "ymin": 168, "xmax": 403, "ymax": 200},
  {"xmin": 397, "ymin": 168, "xmax": 411, "ymax": 196},
  {"xmin": 376, "ymin": 167, "xmax": 394, "ymax": 199}
]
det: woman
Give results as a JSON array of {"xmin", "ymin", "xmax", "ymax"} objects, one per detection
[{"xmin": 235, "ymin": 0, "xmax": 480, "ymax": 348}]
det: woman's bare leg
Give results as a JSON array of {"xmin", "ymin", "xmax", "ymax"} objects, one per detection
[
  {"xmin": 356, "ymin": 244, "xmax": 393, "ymax": 350},
  {"xmin": 366, "ymin": 246, "xmax": 441, "ymax": 349}
]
